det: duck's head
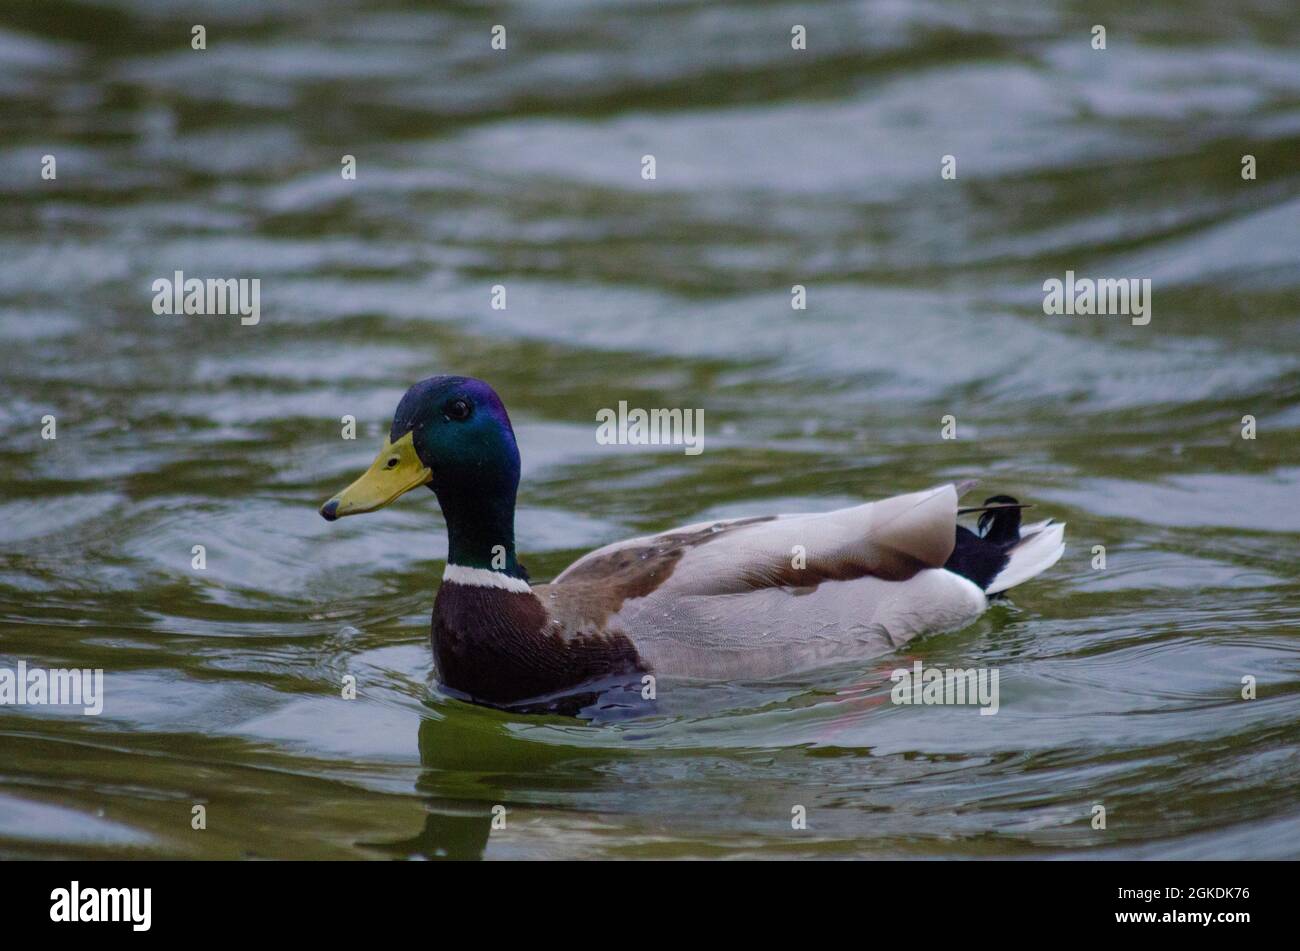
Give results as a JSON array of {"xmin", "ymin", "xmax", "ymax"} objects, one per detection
[{"xmin": 319, "ymin": 375, "xmax": 520, "ymax": 525}]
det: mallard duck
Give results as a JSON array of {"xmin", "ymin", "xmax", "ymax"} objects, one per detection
[{"xmin": 320, "ymin": 376, "xmax": 1065, "ymax": 712}]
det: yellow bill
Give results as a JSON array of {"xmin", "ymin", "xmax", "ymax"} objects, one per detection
[{"xmin": 319, "ymin": 431, "xmax": 431, "ymax": 521}]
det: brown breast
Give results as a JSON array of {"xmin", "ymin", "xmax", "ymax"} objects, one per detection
[{"xmin": 431, "ymin": 580, "xmax": 645, "ymax": 710}]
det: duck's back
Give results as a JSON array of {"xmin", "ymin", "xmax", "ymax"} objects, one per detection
[{"xmin": 544, "ymin": 484, "xmax": 989, "ymax": 679}]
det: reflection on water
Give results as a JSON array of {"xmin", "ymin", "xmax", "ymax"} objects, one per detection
[{"xmin": 0, "ymin": 0, "xmax": 1298, "ymax": 859}]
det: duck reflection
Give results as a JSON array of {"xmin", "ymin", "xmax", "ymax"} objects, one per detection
[{"xmin": 364, "ymin": 680, "xmax": 652, "ymax": 860}]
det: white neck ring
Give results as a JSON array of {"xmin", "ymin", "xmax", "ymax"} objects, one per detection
[{"xmin": 442, "ymin": 563, "xmax": 532, "ymax": 593}]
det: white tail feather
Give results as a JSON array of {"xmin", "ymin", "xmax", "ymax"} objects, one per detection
[{"xmin": 985, "ymin": 521, "xmax": 1066, "ymax": 595}]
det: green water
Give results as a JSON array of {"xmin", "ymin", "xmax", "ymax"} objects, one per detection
[{"xmin": 1, "ymin": 0, "xmax": 1298, "ymax": 859}]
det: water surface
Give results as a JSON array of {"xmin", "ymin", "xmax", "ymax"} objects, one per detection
[{"xmin": 1, "ymin": 0, "xmax": 1298, "ymax": 859}]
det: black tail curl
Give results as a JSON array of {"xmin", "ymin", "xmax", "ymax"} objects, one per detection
[{"xmin": 945, "ymin": 495, "xmax": 1028, "ymax": 591}]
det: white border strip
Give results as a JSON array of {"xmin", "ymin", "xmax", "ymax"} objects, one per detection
[{"xmin": 442, "ymin": 563, "xmax": 532, "ymax": 593}]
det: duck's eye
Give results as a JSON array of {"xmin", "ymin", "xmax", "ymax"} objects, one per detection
[
  {"xmin": 445, "ymin": 398, "xmax": 472, "ymax": 421},
  {"xmin": 385, "ymin": 457, "xmax": 399, "ymax": 469}
]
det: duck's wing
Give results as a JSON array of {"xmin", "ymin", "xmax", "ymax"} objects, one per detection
[
  {"xmin": 554, "ymin": 483, "xmax": 965, "ymax": 594},
  {"xmin": 543, "ymin": 484, "xmax": 990, "ymax": 678}
]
